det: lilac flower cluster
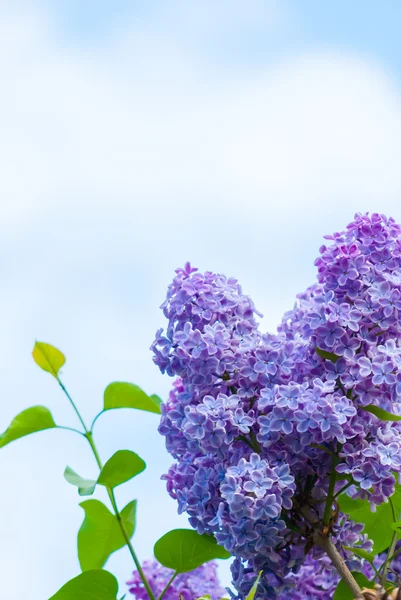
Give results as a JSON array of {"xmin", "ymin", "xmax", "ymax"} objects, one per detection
[
  {"xmin": 152, "ymin": 214, "xmax": 401, "ymax": 598},
  {"xmin": 127, "ymin": 560, "xmax": 225, "ymax": 600}
]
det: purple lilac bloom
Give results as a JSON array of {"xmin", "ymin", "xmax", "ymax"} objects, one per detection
[
  {"xmin": 153, "ymin": 214, "xmax": 401, "ymax": 598},
  {"xmin": 127, "ymin": 560, "xmax": 226, "ymax": 600}
]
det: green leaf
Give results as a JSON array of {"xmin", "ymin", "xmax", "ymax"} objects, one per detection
[
  {"xmin": 338, "ymin": 486, "xmax": 401, "ymax": 554},
  {"xmin": 98, "ymin": 450, "xmax": 146, "ymax": 489},
  {"xmin": 78, "ymin": 499, "xmax": 137, "ymax": 570},
  {"xmin": 333, "ymin": 572, "xmax": 371, "ymax": 600},
  {"xmin": 315, "ymin": 347, "xmax": 341, "ymax": 362},
  {"xmin": 343, "ymin": 546, "xmax": 375, "ymax": 564},
  {"xmin": 65, "ymin": 451, "xmax": 145, "ymax": 497},
  {"xmin": 104, "ymin": 382, "xmax": 161, "ymax": 415},
  {"xmin": 64, "ymin": 466, "xmax": 97, "ymax": 496},
  {"xmin": 245, "ymin": 571, "xmax": 262, "ymax": 600},
  {"xmin": 120, "ymin": 498, "xmax": 136, "ymax": 531},
  {"xmin": 150, "ymin": 394, "xmax": 162, "ymax": 407},
  {"xmin": 0, "ymin": 406, "xmax": 56, "ymax": 448},
  {"xmin": 154, "ymin": 529, "xmax": 231, "ymax": 573},
  {"xmin": 49, "ymin": 569, "xmax": 118, "ymax": 600},
  {"xmin": 361, "ymin": 405, "xmax": 401, "ymax": 422},
  {"xmin": 32, "ymin": 341, "xmax": 65, "ymax": 378}
]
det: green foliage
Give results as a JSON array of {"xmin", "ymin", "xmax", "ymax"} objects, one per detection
[
  {"xmin": 0, "ymin": 406, "xmax": 56, "ymax": 448},
  {"xmin": 361, "ymin": 405, "xmax": 401, "ymax": 421},
  {"xmin": 32, "ymin": 341, "xmax": 66, "ymax": 377},
  {"xmin": 78, "ymin": 499, "xmax": 137, "ymax": 571},
  {"xmin": 333, "ymin": 572, "xmax": 371, "ymax": 600},
  {"xmin": 315, "ymin": 347, "xmax": 341, "ymax": 362},
  {"xmin": 103, "ymin": 382, "xmax": 161, "ymax": 415},
  {"xmin": 49, "ymin": 569, "xmax": 119, "ymax": 600},
  {"xmin": 98, "ymin": 450, "xmax": 146, "ymax": 489},
  {"xmin": 64, "ymin": 466, "xmax": 97, "ymax": 496},
  {"xmin": 154, "ymin": 529, "xmax": 231, "ymax": 573},
  {"xmin": 65, "ymin": 450, "xmax": 146, "ymax": 496},
  {"xmin": 245, "ymin": 571, "xmax": 262, "ymax": 600},
  {"xmin": 338, "ymin": 486, "xmax": 401, "ymax": 553},
  {"xmin": 28, "ymin": 341, "xmax": 163, "ymax": 598}
]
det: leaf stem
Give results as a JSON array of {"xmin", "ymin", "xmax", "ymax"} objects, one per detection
[
  {"xmin": 58, "ymin": 380, "xmax": 156, "ymax": 600},
  {"xmin": 380, "ymin": 498, "xmax": 399, "ymax": 587},
  {"xmin": 388, "ymin": 544, "xmax": 401, "ymax": 564},
  {"xmin": 57, "ymin": 377, "xmax": 89, "ymax": 433},
  {"xmin": 90, "ymin": 410, "xmax": 104, "ymax": 431},
  {"xmin": 334, "ymin": 481, "xmax": 353, "ymax": 499},
  {"xmin": 158, "ymin": 572, "xmax": 178, "ymax": 600},
  {"xmin": 56, "ymin": 425, "xmax": 86, "ymax": 436}
]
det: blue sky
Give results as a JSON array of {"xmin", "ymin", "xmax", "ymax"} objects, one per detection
[{"xmin": 2, "ymin": 1, "xmax": 401, "ymax": 598}]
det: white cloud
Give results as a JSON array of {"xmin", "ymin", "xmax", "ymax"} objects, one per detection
[{"xmin": 2, "ymin": 3, "xmax": 401, "ymax": 236}]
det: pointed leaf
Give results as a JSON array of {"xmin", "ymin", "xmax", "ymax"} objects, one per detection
[
  {"xmin": 0, "ymin": 406, "xmax": 56, "ymax": 448},
  {"xmin": 315, "ymin": 347, "xmax": 341, "ymax": 362},
  {"xmin": 333, "ymin": 572, "xmax": 371, "ymax": 600},
  {"xmin": 78, "ymin": 499, "xmax": 136, "ymax": 571},
  {"xmin": 32, "ymin": 341, "xmax": 65, "ymax": 378},
  {"xmin": 49, "ymin": 569, "xmax": 118, "ymax": 600},
  {"xmin": 245, "ymin": 571, "xmax": 262, "ymax": 600},
  {"xmin": 104, "ymin": 382, "xmax": 161, "ymax": 415},
  {"xmin": 120, "ymin": 499, "xmax": 137, "ymax": 532},
  {"xmin": 64, "ymin": 466, "xmax": 97, "ymax": 496},
  {"xmin": 361, "ymin": 405, "xmax": 401, "ymax": 422},
  {"xmin": 98, "ymin": 450, "xmax": 146, "ymax": 489},
  {"xmin": 154, "ymin": 529, "xmax": 231, "ymax": 573}
]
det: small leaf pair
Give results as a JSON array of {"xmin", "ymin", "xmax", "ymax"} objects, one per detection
[{"xmin": 64, "ymin": 449, "xmax": 146, "ymax": 496}]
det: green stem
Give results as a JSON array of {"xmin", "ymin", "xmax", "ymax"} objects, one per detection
[
  {"xmin": 380, "ymin": 499, "xmax": 399, "ymax": 587},
  {"xmin": 323, "ymin": 459, "xmax": 337, "ymax": 526},
  {"xmin": 57, "ymin": 377, "xmax": 89, "ymax": 433},
  {"xmin": 334, "ymin": 481, "xmax": 353, "ymax": 499},
  {"xmin": 388, "ymin": 544, "xmax": 401, "ymax": 564},
  {"xmin": 56, "ymin": 425, "xmax": 85, "ymax": 436},
  {"xmin": 249, "ymin": 430, "xmax": 261, "ymax": 454},
  {"xmin": 58, "ymin": 381, "xmax": 156, "ymax": 600},
  {"xmin": 90, "ymin": 411, "xmax": 103, "ymax": 431},
  {"xmin": 158, "ymin": 572, "xmax": 177, "ymax": 600}
]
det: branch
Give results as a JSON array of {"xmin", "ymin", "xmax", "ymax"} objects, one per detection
[
  {"xmin": 298, "ymin": 504, "xmax": 364, "ymax": 599},
  {"xmin": 313, "ymin": 531, "xmax": 364, "ymax": 600}
]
